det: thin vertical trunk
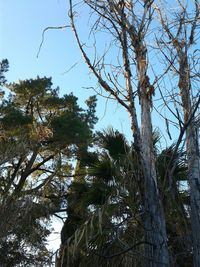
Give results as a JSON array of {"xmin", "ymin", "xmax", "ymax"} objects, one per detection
[
  {"xmin": 178, "ymin": 52, "xmax": 200, "ymax": 267},
  {"xmin": 187, "ymin": 125, "xmax": 200, "ymax": 267},
  {"xmin": 136, "ymin": 48, "xmax": 169, "ymax": 266},
  {"xmin": 141, "ymin": 96, "xmax": 169, "ymax": 267},
  {"xmin": 157, "ymin": 5, "xmax": 200, "ymax": 264},
  {"xmin": 122, "ymin": 17, "xmax": 169, "ymax": 265}
]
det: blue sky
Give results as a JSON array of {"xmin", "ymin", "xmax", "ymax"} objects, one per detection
[{"xmin": 0, "ymin": 0, "xmax": 133, "ymax": 140}]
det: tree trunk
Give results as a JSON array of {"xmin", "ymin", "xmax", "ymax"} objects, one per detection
[
  {"xmin": 136, "ymin": 49, "xmax": 169, "ymax": 266},
  {"xmin": 141, "ymin": 98, "xmax": 169, "ymax": 267},
  {"xmin": 69, "ymin": 1, "xmax": 170, "ymax": 265},
  {"xmin": 179, "ymin": 53, "xmax": 200, "ymax": 267},
  {"xmin": 187, "ymin": 125, "xmax": 200, "ymax": 267}
]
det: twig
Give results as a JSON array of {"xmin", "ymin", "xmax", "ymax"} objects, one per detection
[{"xmin": 37, "ymin": 25, "xmax": 70, "ymax": 58}]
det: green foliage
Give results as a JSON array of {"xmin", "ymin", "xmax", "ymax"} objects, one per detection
[
  {"xmin": 0, "ymin": 106, "xmax": 32, "ymax": 136},
  {"xmin": 59, "ymin": 128, "xmax": 190, "ymax": 267},
  {"xmin": 8, "ymin": 76, "xmax": 52, "ymax": 109},
  {"xmin": 0, "ymin": 197, "xmax": 52, "ymax": 266},
  {"xmin": 85, "ymin": 182, "xmax": 113, "ymax": 205},
  {"xmin": 88, "ymin": 155, "xmax": 116, "ymax": 182},
  {"xmin": 156, "ymin": 144, "xmax": 187, "ymax": 182},
  {"xmin": 84, "ymin": 95, "xmax": 98, "ymax": 129},
  {"xmin": 97, "ymin": 128, "xmax": 129, "ymax": 160},
  {"xmin": 0, "ymin": 59, "xmax": 9, "ymax": 86},
  {"xmin": 0, "ymin": 75, "xmax": 97, "ymax": 266},
  {"xmin": 51, "ymin": 109, "xmax": 91, "ymax": 145}
]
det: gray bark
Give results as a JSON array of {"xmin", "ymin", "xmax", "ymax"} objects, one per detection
[
  {"xmin": 156, "ymin": 4, "xmax": 200, "ymax": 264},
  {"xmin": 187, "ymin": 125, "xmax": 200, "ymax": 267},
  {"xmin": 140, "ymin": 97, "xmax": 169, "ymax": 267},
  {"xmin": 179, "ymin": 53, "xmax": 200, "ymax": 267},
  {"xmin": 130, "ymin": 40, "xmax": 169, "ymax": 265}
]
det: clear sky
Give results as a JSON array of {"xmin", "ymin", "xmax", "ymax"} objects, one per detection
[{"xmin": 0, "ymin": 0, "xmax": 133, "ymax": 140}]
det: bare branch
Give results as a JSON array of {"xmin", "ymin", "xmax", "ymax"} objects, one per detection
[{"xmin": 37, "ymin": 25, "xmax": 70, "ymax": 58}]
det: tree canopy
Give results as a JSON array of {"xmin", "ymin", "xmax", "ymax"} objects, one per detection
[{"xmin": 0, "ymin": 73, "xmax": 97, "ymax": 266}]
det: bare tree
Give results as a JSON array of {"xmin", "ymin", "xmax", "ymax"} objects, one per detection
[
  {"xmin": 68, "ymin": 0, "xmax": 170, "ymax": 266},
  {"xmin": 154, "ymin": 1, "xmax": 200, "ymax": 266}
]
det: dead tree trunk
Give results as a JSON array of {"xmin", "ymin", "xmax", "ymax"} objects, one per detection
[
  {"xmin": 135, "ymin": 43, "xmax": 169, "ymax": 267},
  {"xmin": 178, "ymin": 52, "xmax": 200, "ymax": 267},
  {"xmin": 68, "ymin": 0, "xmax": 170, "ymax": 266},
  {"xmin": 156, "ymin": 2, "xmax": 200, "ymax": 264}
]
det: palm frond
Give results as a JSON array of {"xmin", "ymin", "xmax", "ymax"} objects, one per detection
[{"xmin": 97, "ymin": 128, "xmax": 129, "ymax": 160}]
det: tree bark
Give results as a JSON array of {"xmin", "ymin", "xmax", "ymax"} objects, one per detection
[
  {"xmin": 178, "ymin": 53, "xmax": 200, "ymax": 267},
  {"xmin": 136, "ymin": 49, "xmax": 169, "ymax": 266},
  {"xmin": 141, "ymin": 97, "xmax": 169, "ymax": 267}
]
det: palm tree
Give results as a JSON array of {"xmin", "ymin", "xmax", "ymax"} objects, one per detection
[{"xmin": 57, "ymin": 129, "xmax": 191, "ymax": 267}]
